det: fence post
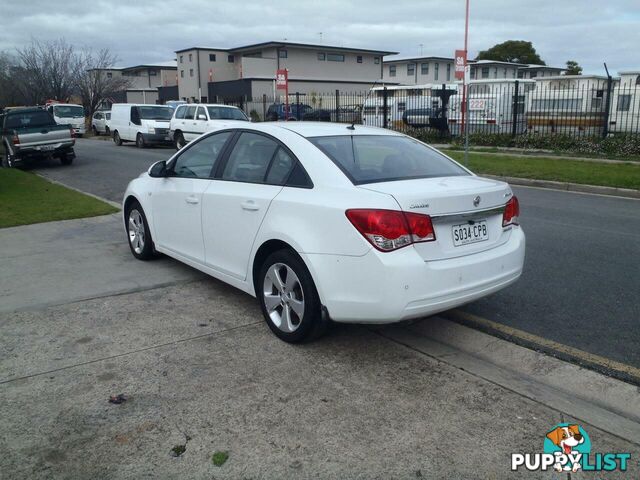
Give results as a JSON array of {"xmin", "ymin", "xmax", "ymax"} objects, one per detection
[
  {"xmin": 602, "ymin": 75, "xmax": 613, "ymax": 138},
  {"xmin": 511, "ymin": 80, "xmax": 519, "ymax": 137},
  {"xmin": 335, "ymin": 89, "xmax": 340, "ymax": 123},
  {"xmin": 262, "ymin": 94, "xmax": 267, "ymax": 121},
  {"xmin": 382, "ymin": 87, "xmax": 388, "ymax": 129}
]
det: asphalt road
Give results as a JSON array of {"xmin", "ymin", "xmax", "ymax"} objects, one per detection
[{"xmin": 34, "ymin": 138, "xmax": 640, "ymax": 369}]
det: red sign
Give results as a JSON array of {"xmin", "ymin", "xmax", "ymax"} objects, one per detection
[
  {"xmin": 276, "ymin": 69, "xmax": 288, "ymax": 90},
  {"xmin": 455, "ymin": 50, "xmax": 467, "ymax": 80}
]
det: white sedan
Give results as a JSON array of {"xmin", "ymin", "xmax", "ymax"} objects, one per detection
[{"xmin": 123, "ymin": 122, "xmax": 525, "ymax": 342}]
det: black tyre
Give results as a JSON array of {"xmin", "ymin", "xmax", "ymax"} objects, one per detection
[
  {"xmin": 2, "ymin": 148, "xmax": 13, "ymax": 168},
  {"xmin": 59, "ymin": 153, "xmax": 73, "ymax": 165},
  {"xmin": 105, "ymin": 126, "xmax": 110, "ymax": 135},
  {"xmin": 125, "ymin": 201, "xmax": 155, "ymax": 260},
  {"xmin": 174, "ymin": 132, "xmax": 186, "ymax": 150},
  {"xmin": 92, "ymin": 126, "xmax": 99, "ymax": 136},
  {"xmin": 113, "ymin": 130, "xmax": 122, "ymax": 146},
  {"xmin": 257, "ymin": 249, "xmax": 328, "ymax": 343},
  {"xmin": 136, "ymin": 133, "xmax": 146, "ymax": 149}
]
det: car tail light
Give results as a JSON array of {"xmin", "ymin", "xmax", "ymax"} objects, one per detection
[
  {"xmin": 345, "ymin": 209, "xmax": 435, "ymax": 252},
  {"xmin": 11, "ymin": 134, "xmax": 19, "ymax": 145},
  {"xmin": 70, "ymin": 128, "xmax": 75, "ymax": 138},
  {"xmin": 502, "ymin": 196, "xmax": 520, "ymax": 227}
]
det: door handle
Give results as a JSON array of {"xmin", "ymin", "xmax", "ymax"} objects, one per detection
[
  {"xmin": 241, "ymin": 200, "xmax": 260, "ymax": 211},
  {"xmin": 185, "ymin": 195, "xmax": 199, "ymax": 205}
]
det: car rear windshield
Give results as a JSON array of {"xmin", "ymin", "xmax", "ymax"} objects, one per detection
[
  {"xmin": 138, "ymin": 106, "xmax": 173, "ymax": 120},
  {"xmin": 308, "ymin": 135, "xmax": 468, "ymax": 184},
  {"xmin": 5, "ymin": 111, "xmax": 55, "ymax": 129},
  {"xmin": 53, "ymin": 105, "xmax": 84, "ymax": 118},
  {"xmin": 207, "ymin": 106, "xmax": 248, "ymax": 121}
]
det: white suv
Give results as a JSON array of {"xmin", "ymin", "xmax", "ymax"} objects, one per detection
[{"xmin": 169, "ymin": 104, "xmax": 249, "ymax": 149}]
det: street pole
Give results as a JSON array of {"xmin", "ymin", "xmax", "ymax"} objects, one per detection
[{"xmin": 463, "ymin": 0, "xmax": 470, "ymax": 167}]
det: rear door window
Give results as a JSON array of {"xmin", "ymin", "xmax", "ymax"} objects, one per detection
[
  {"xmin": 308, "ymin": 135, "xmax": 468, "ymax": 184},
  {"xmin": 184, "ymin": 106, "xmax": 196, "ymax": 120},
  {"xmin": 221, "ymin": 132, "xmax": 278, "ymax": 183}
]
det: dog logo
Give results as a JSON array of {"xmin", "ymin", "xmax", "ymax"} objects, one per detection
[
  {"xmin": 473, "ymin": 195, "xmax": 481, "ymax": 207},
  {"xmin": 544, "ymin": 424, "xmax": 588, "ymax": 472}
]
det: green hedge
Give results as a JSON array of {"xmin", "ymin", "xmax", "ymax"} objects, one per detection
[{"xmin": 409, "ymin": 130, "xmax": 640, "ymax": 158}]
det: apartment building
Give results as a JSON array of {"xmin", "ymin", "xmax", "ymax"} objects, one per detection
[{"xmin": 176, "ymin": 41, "xmax": 396, "ymax": 102}]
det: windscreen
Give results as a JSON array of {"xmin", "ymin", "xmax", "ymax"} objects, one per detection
[
  {"xmin": 206, "ymin": 106, "xmax": 248, "ymax": 121},
  {"xmin": 309, "ymin": 135, "xmax": 468, "ymax": 184},
  {"xmin": 53, "ymin": 105, "xmax": 84, "ymax": 118},
  {"xmin": 5, "ymin": 111, "xmax": 56, "ymax": 129},
  {"xmin": 138, "ymin": 106, "xmax": 173, "ymax": 120}
]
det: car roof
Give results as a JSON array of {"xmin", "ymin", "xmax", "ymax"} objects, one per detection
[
  {"xmin": 261, "ymin": 121, "xmax": 401, "ymax": 138},
  {"xmin": 5, "ymin": 107, "xmax": 45, "ymax": 115}
]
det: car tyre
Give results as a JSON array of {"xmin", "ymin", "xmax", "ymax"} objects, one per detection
[
  {"xmin": 105, "ymin": 126, "xmax": 110, "ymax": 135},
  {"xmin": 125, "ymin": 201, "xmax": 156, "ymax": 260},
  {"xmin": 92, "ymin": 126, "xmax": 99, "ymax": 136},
  {"xmin": 136, "ymin": 133, "xmax": 146, "ymax": 149},
  {"xmin": 113, "ymin": 130, "xmax": 122, "ymax": 146},
  {"xmin": 59, "ymin": 153, "xmax": 73, "ymax": 165},
  {"xmin": 175, "ymin": 132, "xmax": 186, "ymax": 150},
  {"xmin": 257, "ymin": 249, "xmax": 328, "ymax": 343},
  {"xmin": 2, "ymin": 148, "xmax": 13, "ymax": 168}
]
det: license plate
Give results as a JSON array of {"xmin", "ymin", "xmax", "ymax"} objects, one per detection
[
  {"xmin": 39, "ymin": 145, "xmax": 55, "ymax": 151},
  {"xmin": 452, "ymin": 220, "xmax": 489, "ymax": 247}
]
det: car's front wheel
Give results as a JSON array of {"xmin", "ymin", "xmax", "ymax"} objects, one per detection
[
  {"xmin": 258, "ymin": 249, "xmax": 328, "ymax": 343},
  {"xmin": 175, "ymin": 132, "xmax": 186, "ymax": 150},
  {"xmin": 113, "ymin": 131, "xmax": 122, "ymax": 146},
  {"xmin": 136, "ymin": 133, "xmax": 146, "ymax": 149},
  {"xmin": 126, "ymin": 201, "xmax": 155, "ymax": 260}
]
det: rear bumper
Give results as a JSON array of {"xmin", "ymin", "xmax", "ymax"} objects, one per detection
[
  {"xmin": 302, "ymin": 227, "xmax": 525, "ymax": 324},
  {"xmin": 12, "ymin": 143, "xmax": 75, "ymax": 162}
]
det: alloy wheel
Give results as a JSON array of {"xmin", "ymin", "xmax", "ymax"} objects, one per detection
[
  {"xmin": 128, "ymin": 209, "xmax": 145, "ymax": 254},
  {"xmin": 263, "ymin": 263, "xmax": 305, "ymax": 333}
]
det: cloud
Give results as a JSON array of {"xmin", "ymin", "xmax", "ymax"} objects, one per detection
[{"xmin": 0, "ymin": 0, "xmax": 638, "ymax": 74}]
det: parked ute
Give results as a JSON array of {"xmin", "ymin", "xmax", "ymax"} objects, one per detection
[
  {"xmin": 110, "ymin": 104, "xmax": 174, "ymax": 148},
  {"xmin": 46, "ymin": 103, "xmax": 86, "ymax": 137},
  {"xmin": 170, "ymin": 104, "xmax": 249, "ymax": 149},
  {"xmin": 1, "ymin": 107, "xmax": 75, "ymax": 167},
  {"xmin": 91, "ymin": 110, "xmax": 111, "ymax": 135},
  {"xmin": 123, "ymin": 122, "xmax": 525, "ymax": 343}
]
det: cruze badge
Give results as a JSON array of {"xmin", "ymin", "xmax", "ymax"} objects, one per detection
[{"xmin": 473, "ymin": 196, "xmax": 481, "ymax": 207}]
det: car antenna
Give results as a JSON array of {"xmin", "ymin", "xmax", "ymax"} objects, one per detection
[{"xmin": 348, "ymin": 79, "xmax": 379, "ymax": 130}]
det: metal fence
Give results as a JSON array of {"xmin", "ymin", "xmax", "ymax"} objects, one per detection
[{"xmin": 211, "ymin": 78, "xmax": 640, "ymax": 139}]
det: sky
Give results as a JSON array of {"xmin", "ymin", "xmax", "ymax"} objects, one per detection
[{"xmin": 1, "ymin": 0, "xmax": 638, "ymax": 75}]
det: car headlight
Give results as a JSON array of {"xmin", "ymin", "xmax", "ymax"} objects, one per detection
[{"xmin": 147, "ymin": 127, "xmax": 156, "ymax": 134}]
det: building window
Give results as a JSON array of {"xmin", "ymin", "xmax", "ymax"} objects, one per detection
[
  {"xmin": 481, "ymin": 67, "xmax": 489, "ymax": 79},
  {"xmin": 617, "ymin": 94, "xmax": 632, "ymax": 111},
  {"xmin": 357, "ymin": 55, "xmax": 363, "ymax": 63},
  {"xmin": 149, "ymin": 69, "xmax": 157, "ymax": 76},
  {"xmin": 407, "ymin": 63, "xmax": 415, "ymax": 76},
  {"xmin": 530, "ymin": 71, "xmax": 538, "ymax": 78},
  {"xmin": 180, "ymin": 70, "xmax": 184, "ymax": 78},
  {"xmin": 106, "ymin": 72, "xmax": 112, "ymax": 79},
  {"xmin": 470, "ymin": 67, "xmax": 476, "ymax": 79},
  {"xmin": 421, "ymin": 63, "xmax": 429, "ymax": 75},
  {"xmin": 209, "ymin": 54, "xmax": 216, "ymax": 62},
  {"xmin": 189, "ymin": 53, "xmax": 192, "ymax": 62},
  {"xmin": 517, "ymin": 70, "xmax": 525, "ymax": 78},
  {"xmin": 327, "ymin": 53, "xmax": 345, "ymax": 62},
  {"xmin": 512, "ymin": 70, "xmax": 517, "ymax": 78},
  {"xmin": 374, "ymin": 57, "xmax": 380, "ymax": 64},
  {"xmin": 189, "ymin": 68, "xmax": 194, "ymax": 77},
  {"xmin": 228, "ymin": 55, "xmax": 234, "ymax": 63},
  {"xmin": 434, "ymin": 63, "xmax": 439, "ymax": 81},
  {"xmin": 317, "ymin": 53, "xmax": 325, "ymax": 61},
  {"xmin": 493, "ymin": 68, "xmax": 498, "ymax": 79},
  {"xmin": 389, "ymin": 65, "xmax": 396, "ymax": 77},
  {"xmin": 446, "ymin": 63, "xmax": 451, "ymax": 81},
  {"xmin": 636, "ymin": 75, "xmax": 640, "ymax": 86},
  {"xmin": 279, "ymin": 50, "xmax": 288, "ymax": 58}
]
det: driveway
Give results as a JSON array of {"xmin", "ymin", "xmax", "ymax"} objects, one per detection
[{"xmin": 1, "ymin": 216, "xmax": 638, "ymax": 478}]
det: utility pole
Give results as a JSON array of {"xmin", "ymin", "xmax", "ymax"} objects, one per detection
[{"xmin": 463, "ymin": 0, "xmax": 470, "ymax": 167}]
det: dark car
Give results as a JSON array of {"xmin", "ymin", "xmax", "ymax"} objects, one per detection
[{"xmin": 266, "ymin": 103, "xmax": 314, "ymax": 121}]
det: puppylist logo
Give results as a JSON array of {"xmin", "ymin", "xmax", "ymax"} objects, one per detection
[{"xmin": 511, "ymin": 423, "xmax": 631, "ymax": 473}]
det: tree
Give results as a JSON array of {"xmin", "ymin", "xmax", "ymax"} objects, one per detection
[
  {"xmin": 476, "ymin": 40, "xmax": 545, "ymax": 65},
  {"xmin": 564, "ymin": 60, "xmax": 582, "ymax": 75},
  {"xmin": 16, "ymin": 38, "xmax": 83, "ymax": 104},
  {"xmin": 0, "ymin": 52, "xmax": 23, "ymax": 107},
  {"xmin": 76, "ymin": 48, "xmax": 130, "ymax": 119}
]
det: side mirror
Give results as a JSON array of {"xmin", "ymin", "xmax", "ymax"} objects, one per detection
[
  {"xmin": 197, "ymin": 114, "xmax": 207, "ymax": 121},
  {"xmin": 148, "ymin": 160, "xmax": 168, "ymax": 178}
]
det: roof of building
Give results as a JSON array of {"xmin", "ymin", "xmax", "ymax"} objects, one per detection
[
  {"xmin": 175, "ymin": 46, "xmax": 232, "ymax": 53},
  {"xmin": 383, "ymin": 55, "xmax": 454, "ymax": 64},
  {"xmin": 471, "ymin": 59, "xmax": 528, "ymax": 67},
  {"xmin": 517, "ymin": 64, "xmax": 564, "ymax": 71},
  {"xmin": 231, "ymin": 40, "xmax": 396, "ymax": 55},
  {"xmin": 122, "ymin": 61, "xmax": 177, "ymax": 70}
]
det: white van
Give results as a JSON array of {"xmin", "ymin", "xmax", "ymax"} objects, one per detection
[
  {"xmin": 110, "ymin": 104, "xmax": 174, "ymax": 148},
  {"xmin": 46, "ymin": 103, "xmax": 86, "ymax": 136},
  {"xmin": 169, "ymin": 104, "xmax": 249, "ymax": 149}
]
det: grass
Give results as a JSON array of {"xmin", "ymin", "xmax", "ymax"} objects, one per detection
[
  {"xmin": 442, "ymin": 150, "xmax": 640, "ymax": 190},
  {"xmin": 0, "ymin": 169, "xmax": 118, "ymax": 228},
  {"xmin": 211, "ymin": 451, "xmax": 229, "ymax": 467}
]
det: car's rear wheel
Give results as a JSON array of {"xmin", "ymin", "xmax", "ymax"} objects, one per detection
[
  {"xmin": 175, "ymin": 132, "xmax": 186, "ymax": 150},
  {"xmin": 105, "ymin": 126, "xmax": 110, "ymax": 135},
  {"xmin": 59, "ymin": 153, "xmax": 73, "ymax": 165},
  {"xmin": 113, "ymin": 131, "xmax": 122, "ymax": 146},
  {"xmin": 258, "ymin": 249, "xmax": 328, "ymax": 343},
  {"xmin": 2, "ymin": 148, "xmax": 13, "ymax": 168},
  {"xmin": 136, "ymin": 133, "xmax": 146, "ymax": 148},
  {"xmin": 92, "ymin": 126, "xmax": 99, "ymax": 136},
  {"xmin": 126, "ymin": 201, "xmax": 155, "ymax": 260}
]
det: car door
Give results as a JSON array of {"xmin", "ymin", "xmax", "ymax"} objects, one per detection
[
  {"xmin": 182, "ymin": 106, "xmax": 197, "ymax": 142},
  {"xmin": 201, "ymin": 131, "xmax": 297, "ymax": 280},
  {"xmin": 194, "ymin": 106, "xmax": 208, "ymax": 136},
  {"xmin": 151, "ymin": 130, "xmax": 234, "ymax": 263}
]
